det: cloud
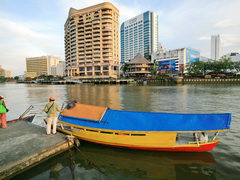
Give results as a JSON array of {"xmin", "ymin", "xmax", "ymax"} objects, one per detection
[
  {"xmin": 214, "ymin": 19, "xmax": 239, "ymax": 28},
  {"xmin": 0, "ymin": 18, "xmax": 48, "ymax": 39},
  {"xmin": 156, "ymin": 0, "xmax": 240, "ymax": 57},
  {"xmin": 0, "ymin": 17, "xmax": 64, "ymax": 75},
  {"xmin": 199, "ymin": 36, "xmax": 210, "ymax": 40},
  {"xmin": 221, "ymin": 34, "xmax": 240, "ymax": 48}
]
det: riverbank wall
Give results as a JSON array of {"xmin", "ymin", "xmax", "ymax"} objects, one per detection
[
  {"xmin": 15, "ymin": 78, "xmax": 240, "ymax": 85},
  {"xmin": 182, "ymin": 78, "xmax": 240, "ymax": 84},
  {"xmin": 17, "ymin": 79, "xmax": 135, "ymax": 85},
  {"xmin": 137, "ymin": 78, "xmax": 240, "ymax": 85}
]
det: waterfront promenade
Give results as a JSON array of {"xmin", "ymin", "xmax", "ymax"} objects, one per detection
[
  {"xmin": 0, "ymin": 120, "xmax": 73, "ymax": 179},
  {"xmin": 15, "ymin": 78, "xmax": 240, "ymax": 86}
]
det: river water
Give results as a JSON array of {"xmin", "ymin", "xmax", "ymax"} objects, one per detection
[{"xmin": 0, "ymin": 83, "xmax": 239, "ymax": 180}]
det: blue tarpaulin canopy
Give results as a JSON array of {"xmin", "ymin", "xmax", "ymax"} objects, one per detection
[{"xmin": 60, "ymin": 109, "xmax": 231, "ymax": 132}]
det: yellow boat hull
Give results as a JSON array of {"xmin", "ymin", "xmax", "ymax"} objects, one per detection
[{"xmin": 58, "ymin": 121, "xmax": 219, "ymax": 152}]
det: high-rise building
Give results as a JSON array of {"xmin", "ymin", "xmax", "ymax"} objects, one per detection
[
  {"xmin": 0, "ymin": 66, "xmax": 5, "ymax": 77},
  {"xmin": 65, "ymin": 2, "xmax": 120, "ymax": 79},
  {"xmin": 25, "ymin": 56, "xmax": 64, "ymax": 78},
  {"xmin": 121, "ymin": 11, "xmax": 158, "ymax": 63},
  {"xmin": 0, "ymin": 65, "xmax": 12, "ymax": 78},
  {"xmin": 211, "ymin": 35, "xmax": 220, "ymax": 60}
]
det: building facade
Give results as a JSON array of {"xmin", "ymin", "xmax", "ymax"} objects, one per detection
[
  {"xmin": 25, "ymin": 56, "xmax": 64, "ymax": 78},
  {"xmin": 211, "ymin": 35, "xmax": 220, "ymax": 60},
  {"xmin": 0, "ymin": 66, "xmax": 12, "ymax": 78},
  {"xmin": 225, "ymin": 52, "xmax": 240, "ymax": 62},
  {"xmin": 125, "ymin": 53, "xmax": 153, "ymax": 78},
  {"xmin": 121, "ymin": 11, "xmax": 158, "ymax": 63},
  {"xmin": 0, "ymin": 66, "xmax": 5, "ymax": 77},
  {"xmin": 56, "ymin": 61, "xmax": 66, "ymax": 76},
  {"xmin": 152, "ymin": 48, "xmax": 200, "ymax": 73},
  {"xmin": 65, "ymin": 2, "xmax": 119, "ymax": 79}
]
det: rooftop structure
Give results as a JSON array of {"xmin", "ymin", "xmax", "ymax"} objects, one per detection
[
  {"xmin": 125, "ymin": 53, "xmax": 153, "ymax": 77},
  {"xmin": 224, "ymin": 52, "xmax": 240, "ymax": 62}
]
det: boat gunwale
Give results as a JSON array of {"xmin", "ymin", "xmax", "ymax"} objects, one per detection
[{"xmin": 58, "ymin": 120, "xmax": 230, "ymax": 133}]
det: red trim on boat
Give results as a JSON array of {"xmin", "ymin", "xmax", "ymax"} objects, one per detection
[
  {"xmin": 77, "ymin": 135, "xmax": 220, "ymax": 152},
  {"xmin": 123, "ymin": 142, "xmax": 220, "ymax": 152}
]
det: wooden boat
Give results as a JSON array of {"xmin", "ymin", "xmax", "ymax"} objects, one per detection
[
  {"xmin": 58, "ymin": 102, "xmax": 231, "ymax": 152},
  {"xmin": 8, "ymin": 105, "xmax": 35, "ymax": 123},
  {"xmin": 9, "ymin": 115, "xmax": 35, "ymax": 123}
]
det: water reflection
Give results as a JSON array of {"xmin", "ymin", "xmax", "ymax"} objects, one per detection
[
  {"xmin": 13, "ymin": 142, "xmax": 216, "ymax": 180},
  {"xmin": 67, "ymin": 85, "xmax": 121, "ymax": 110}
]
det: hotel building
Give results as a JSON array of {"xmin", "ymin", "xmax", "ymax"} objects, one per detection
[
  {"xmin": 64, "ymin": 2, "xmax": 120, "ymax": 79},
  {"xmin": 121, "ymin": 11, "xmax": 158, "ymax": 63},
  {"xmin": 25, "ymin": 56, "xmax": 65, "ymax": 78},
  {"xmin": 211, "ymin": 35, "xmax": 220, "ymax": 60}
]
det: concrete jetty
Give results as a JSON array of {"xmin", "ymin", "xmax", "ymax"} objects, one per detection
[{"xmin": 0, "ymin": 120, "xmax": 73, "ymax": 179}]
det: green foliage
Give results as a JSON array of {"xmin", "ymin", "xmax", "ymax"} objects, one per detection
[
  {"xmin": 120, "ymin": 63, "xmax": 129, "ymax": 74},
  {"xmin": 14, "ymin": 76, "xmax": 19, "ymax": 80},
  {"xmin": 185, "ymin": 61, "xmax": 205, "ymax": 75},
  {"xmin": 185, "ymin": 56, "xmax": 240, "ymax": 77},
  {"xmin": 150, "ymin": 60, "xmax": 158, "ymax": 75},
  {"xmin": 37, "ymin": 75, "xmax": 55, "ymax": 80},
  {"xmin": 0, "ymin": 76, "xmax": 7, "ymax": 83}
]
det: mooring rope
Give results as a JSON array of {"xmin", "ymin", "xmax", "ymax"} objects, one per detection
[{"xmin": 66, "ymin": 135, "xmax": 107, "ymax": 176}]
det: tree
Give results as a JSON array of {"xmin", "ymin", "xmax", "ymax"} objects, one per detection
[
  {"xmin": 0, "ymin": 76, "xmax": 7, "ymax": 83},
  {"xmin": 14, "ymin": 76, "xmax": 19, "ymax": 80},
  {"xmin": 185, "ymin": 61, "xmax": 205, "ymax": 76},
  {"xmin": 150, "ymin": 60, "xmax": 158, "ymax": 76},
  {"xmin": 233, "ymin": 61, "xmax": 240, "ymax": 73},
  {"xmin": 120, "ymin": 63, "xmax": 129, "ymax": 77}
]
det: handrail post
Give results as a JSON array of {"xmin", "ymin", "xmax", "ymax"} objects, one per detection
[
  {"xmin": 213, "ymin": 131, "xmax": 219, "ymax": 141},
  {"xmin": 195, "ymin": 133, "xmax": 200, "ymax": 146}
]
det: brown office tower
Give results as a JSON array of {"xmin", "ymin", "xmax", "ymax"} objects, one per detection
[{"xmin": 65, "ymin": 2, "xmax": 119, "ymax": 79}]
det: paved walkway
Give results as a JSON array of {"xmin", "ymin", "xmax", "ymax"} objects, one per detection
[{"xmin": 0, "ymin": 121, "xmax": 71, "ymax": 179}]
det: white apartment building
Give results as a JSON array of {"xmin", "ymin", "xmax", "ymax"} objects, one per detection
[
  {"xmin": 121, "ymin": 11, "xmax": 158, "ymax": 63},
  {"xmin": 211, "ymin": 35, "xmax": 220, "ymax": 60}
]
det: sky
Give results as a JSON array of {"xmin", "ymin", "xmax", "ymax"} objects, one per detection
[{"xmin": 0, "ymin": 0, "xmax": 240, "ymax": 76}]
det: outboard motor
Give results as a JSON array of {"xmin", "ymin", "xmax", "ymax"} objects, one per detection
[{"xmin": 66, "ymin": 100, "xmax": 78, "ymax": 110}]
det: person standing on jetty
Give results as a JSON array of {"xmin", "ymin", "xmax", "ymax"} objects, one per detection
[
  {"xmin": 44, "ymin": 97, "xmax": 61, "ymax": 135},
  {"xmin": 0, "ymin": 96, "xmax": 8, "ymax": 128}
]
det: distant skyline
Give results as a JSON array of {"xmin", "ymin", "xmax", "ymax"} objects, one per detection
[{"xmin": 0, "ymin": 0, "xmax": 240, "ymax": 75}]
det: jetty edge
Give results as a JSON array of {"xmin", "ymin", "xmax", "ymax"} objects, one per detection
[{"xmin": 0, "ymin": 118, "xmax": 74, "ymax": 180}]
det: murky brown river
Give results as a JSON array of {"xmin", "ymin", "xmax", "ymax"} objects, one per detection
[{"xmin": 0, "ymin": 83, "xmax": 239, "ymax": 180}]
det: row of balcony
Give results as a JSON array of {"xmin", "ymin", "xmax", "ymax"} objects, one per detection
[
  {"xmin": 78, "ymin": 48, "xmax": 112, "ymax": 52},
  {"xmin": 77, "ymin": 26, "xmax": 112, "ymax": 31},
  {"xmin": 77, "ymin": 18, "xmax": 112, "ymax": 26},
  {"xmin": 78, "ymin": 31, "xmax": 112, "ymax": 35},
  {"xmin": 78, "ymin": 54, "xmax": 113, "ymax": 58},
  {"xmin": 77, "ymin": 39, "xmax": 112, "ymax": 44}
]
